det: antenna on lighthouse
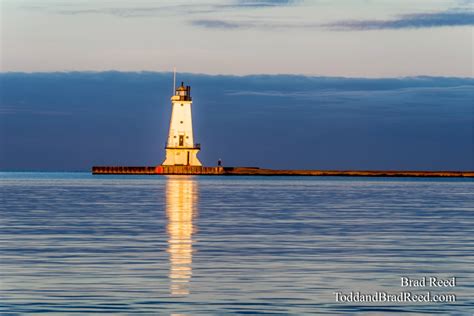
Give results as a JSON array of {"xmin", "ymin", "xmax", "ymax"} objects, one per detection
[{"xmin": 173, "ymin": 67, "xmax": 176, "ymax": 94}]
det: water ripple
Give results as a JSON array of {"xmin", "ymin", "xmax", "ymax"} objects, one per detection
[{"xmin": 1, "ymin": 173, "xmax": 473, "ymax": 315}]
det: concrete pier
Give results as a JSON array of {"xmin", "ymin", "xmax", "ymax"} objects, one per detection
[{"xmin": 92, "ymin": 166, "xmax": 473, "ymax": 177}]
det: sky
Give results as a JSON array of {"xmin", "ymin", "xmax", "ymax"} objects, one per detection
[
  {"xmin": 1, "ymin": 0, "xmax": 473, "ymax": 76},
  {"xmin": 0, "ymin": 1, "xmax": 473, "ymax": 171}
]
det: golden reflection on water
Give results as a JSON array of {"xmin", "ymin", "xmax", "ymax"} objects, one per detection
[{"xmin": 166, "ymin": 176, "xmax": 198, "ymax": 296}]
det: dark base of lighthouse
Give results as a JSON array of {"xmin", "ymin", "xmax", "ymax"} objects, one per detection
[{"xmin": 91, "ymin": 166, "xmax": 473, "ymax": 177}]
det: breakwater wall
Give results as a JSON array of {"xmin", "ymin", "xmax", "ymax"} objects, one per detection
[
  {"xmin": 92, "ymin": 166, "xmax": 224, "ymax": 175},
  {"xmin": 224, "ymin": 168, "xmax": 474, "ymax": 177},
  {"xmin": 92, "ymin": 166, "xmax": 474, "ymax": 177}
]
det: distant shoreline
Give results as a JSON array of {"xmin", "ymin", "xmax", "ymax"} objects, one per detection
[{"xmin": 91, "ymin": 166, "xmax": 474, "ymax": 178}]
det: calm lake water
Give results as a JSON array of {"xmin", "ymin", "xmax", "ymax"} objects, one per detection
[{"xmin": 1, "ymin": 173, "xmax": 473, "ymax": 315}]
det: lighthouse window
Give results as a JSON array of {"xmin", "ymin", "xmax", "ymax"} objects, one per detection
[
  {"xmin": 181, "ymin": 104, "xmax": 184, "ymax": 106},
  {"xmin": 186, "ymin": 136, "xmax": 189, "ymax": 139},
  {"xmin": 179, "ymin": 135, "xmax": 184, "ymax": 146},
  {"xmin": 180, "ymin": 121, "xmax": 183, "ymax": 124}
]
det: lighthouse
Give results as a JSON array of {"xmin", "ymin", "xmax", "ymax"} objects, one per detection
[{"xmin": 162, "ymin": 82, "xmax": 202, "ymax": 166}]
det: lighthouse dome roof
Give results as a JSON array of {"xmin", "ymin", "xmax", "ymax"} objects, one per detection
[{"xmin": 176, "ymin": 82, "xmax": 188, "ymax": 91}]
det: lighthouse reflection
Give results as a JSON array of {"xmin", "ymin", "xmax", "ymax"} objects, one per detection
[{"xmin": 166, "ymin": 176, "xmax": 198, "ymax": 296}]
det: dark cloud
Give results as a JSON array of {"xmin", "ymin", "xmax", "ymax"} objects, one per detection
[
  {"xmin": 56, "ymin": 7, "xmax": 163, "ymax": 17},
  {"xmin": 27, "ymin": 2, "xmax": 472, "ymax": 32},
  {"xmin": 192, "ymin": 19, "xmax": 244, "ymax": 29},
  {"xmin": 30, "ymin": 0, "xmax": 299, "ymax": 18},
  {"xmin": 235, "ymin": 0, "xmax": 298, "ymax": 8},
  {"xmin": 324, "ymin": 11, "xmax": 474, "ymax": 31},
  {"xmin": 1, "ymin": 72, "xmax": 473, "ymax": 171},
  {"xmin": 191, "ymin": 10, "xmax": 474, "ymax": 30},
  {"xmin": 55, "ymin": 5, "xmax": 210, "ymax": 18},
  {"xmin": 25, "ymin": 4, "xmax": 205, "ymax": 18},
  {"xmin": 190, "ymin": 19, "xmax": 306, "ymax": 29},
  {"xmin": 227, "ymin": 85, "xmax": 474, "ymax": 98}
]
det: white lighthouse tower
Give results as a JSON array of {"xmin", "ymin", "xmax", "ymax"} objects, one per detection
[{"xmin": 162, "ymin": 81, "xmax": 202, "ymax": 166}]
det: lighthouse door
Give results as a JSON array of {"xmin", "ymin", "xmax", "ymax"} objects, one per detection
[{"xmin": 179, "ymin": 135, "xmax": 184, "ymax": 146}]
